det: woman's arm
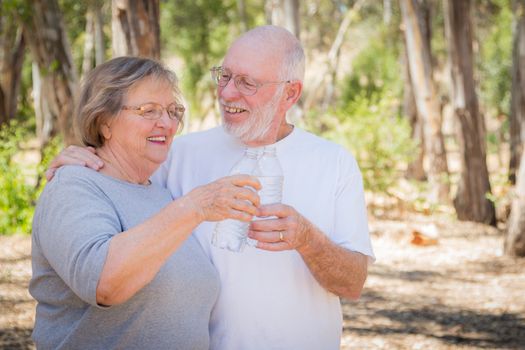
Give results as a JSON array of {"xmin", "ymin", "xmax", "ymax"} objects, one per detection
[{"xmin": 96, "ymin": 175, "xmax": 260, "ymax": 305}]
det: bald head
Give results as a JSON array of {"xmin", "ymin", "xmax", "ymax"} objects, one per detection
[{"xmin": 228, "ymin": 25, "xmax": 305, "ymax": 82}]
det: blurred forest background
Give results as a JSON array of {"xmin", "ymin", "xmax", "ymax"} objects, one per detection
[
  {"xmin": 2, "ymin": 0, "xmax": 525, "ymax": 255},
  {"xmin": 1, "ymin": 0, "xmax": 525, "ymax": 349}
]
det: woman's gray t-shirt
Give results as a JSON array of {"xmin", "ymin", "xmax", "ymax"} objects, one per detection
[{"xmin": 30, "ymin": 165, "xmax": 219, "ymax": 350}]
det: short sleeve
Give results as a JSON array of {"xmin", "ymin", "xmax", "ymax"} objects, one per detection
[
  {"xmin": 332, "ymin": 148, "xmax": 375, "ymax": 262},
  {"xmin": 32, "ymin": 170, "xmax": 122, "ymax": 306}
]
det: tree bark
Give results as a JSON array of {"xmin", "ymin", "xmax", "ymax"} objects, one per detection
[
  {"xmin": 303, "ymin": 0, "xmax": 365, "ymax": 113},
  {"xmin": 400, "ymin": 0, "xmax": 449, "ymax": 203},
  {"xmin": 32, "ymin": 62, "xmax": 54, "ymax": 147},
  {"xmin": 94, "ymin": 3, "xmax": 105, "ymax": 65},
  {"xmin": 505, "ymin": 146, "xmax": 525, "ymax": 256},
  {"xmin": 81, "ymin": 9, "xmax": 95, "ymax": 79},
  {"xmin": 505, "ymin": 1, "xmax": 525, "ymax": 256},
  {"xmin": 509, "ymin": 0, "xmax": 525, "ymax": 184},
  {"xmin": 443, "ymin": 0, "xmax": 495, "ymax": 225},
  {"xmin": 111, "ymin": 0, "xmax": 160, "ymax": 59},
  {"xmin": 0, "ymin": 8, "xmax": 25, "ymax": 125},
  {"xmin": 237, "ymin": 0, "xmax": 249, "ymax": 33},
  {"xmin": 0, "ymin": 84, "xmax": 5, "ymax": 124},
  {"xmin": 22, "ymin": 0, "xmax": 79, "ymax": 145},
  {"xmin": 403, "ymin": 45, "xmax": 426, "ymax": 181},
  {"xmin": 384, "ymin": 0, "xmax": 393, "ymax": 25}
]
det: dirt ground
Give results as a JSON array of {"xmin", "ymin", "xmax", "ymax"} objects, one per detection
[{"xmin": 1, "ymin": 214, "xmax": 524, "ymax": 350}]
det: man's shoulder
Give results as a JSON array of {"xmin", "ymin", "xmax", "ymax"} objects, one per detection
[
  {"xmin": 293, "ymin": 127, "xmax": 347, "ymax": 153},
  {"xmin": 292, "ymin": 127, "xmax": 358, "ymax": 169},
  {"xmin": 173, "ymin": 126, "xmax": 224, "ymax": 146}
]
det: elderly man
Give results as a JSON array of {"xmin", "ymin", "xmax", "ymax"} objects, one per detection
[{"xmin": 48, "ymin": 25, "xmax": 374, "ymax": 349}]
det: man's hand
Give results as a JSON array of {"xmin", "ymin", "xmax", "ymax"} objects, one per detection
[
  {"xmin": 248, "ymin": 203, "xmax": 312, "ymax": 251},
  {"xmin": 249, "ymin": 203, "xmax": 368, "ymax": 299},
  {"xmin": 46, "ymin": 145, "xmax": 104, "ymax": 181}
]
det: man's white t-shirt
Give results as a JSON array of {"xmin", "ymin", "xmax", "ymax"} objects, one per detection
[{"xmin": 152, "ymin": 126, "xmax": 375, "ymax": 350}]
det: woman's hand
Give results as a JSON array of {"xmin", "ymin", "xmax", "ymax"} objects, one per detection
[{"xmin": 185, "ymin": 175, "xmax": 261, "ymax": 223}]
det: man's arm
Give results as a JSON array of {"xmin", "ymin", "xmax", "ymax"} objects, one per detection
[{"xmin": 248, "ymin": 204, "xmax": 369, "ymax": 300}]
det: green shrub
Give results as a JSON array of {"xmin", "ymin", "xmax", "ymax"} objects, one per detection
[
  {"xmin": 341, "ymin": 29, "xmax": 402, "ymax": 105},
  {"xmin": 0, "ymin": 121, "xmax": 63, "ymax": 235},
  {"xmin": 0, "ymin": 121, "xmax": 35, "ymax": 235},
  {"xmin": 478, "ymin": 0, "xmax": 513, "ymax": 116},
  {"xmin": 304, "ymin": 30, "xmax": 414, "ymax": 193},
  {"xmin": 35, "ymin": 136, "xmax": 63, "ymax": 198},
  {"xmin": 305, "ymin": 92, "xmax": 415, "ymax": 193}
]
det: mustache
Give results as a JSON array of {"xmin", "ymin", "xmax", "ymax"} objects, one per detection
[{"xmin": 219, "ymin": 100, "xmax": 249, "ymax": 111}]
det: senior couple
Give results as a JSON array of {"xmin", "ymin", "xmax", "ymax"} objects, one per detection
[{"xmin": 30, "ymin": 25, "xmax": 374, "ymax": 349}]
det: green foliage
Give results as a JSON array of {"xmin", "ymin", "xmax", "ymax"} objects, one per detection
[
  {"xmin": 0, "ymin": 121, "xmax": 35, "ymax": 235},
  {"xmin": 341, "ymin": 29, "xmax": 402, "ymax": 106},
  {"xmin": 160, "ymin": 0, "xmax": 264, "ymax": 113},
  {"xmin": 160, "ymin": 0, "xmax": 234, "ymax": 106},
  {"xmin": 0, "ymin": 121, "xmax": 63, "ymax": 235},
  {"xmin": 305, "ymin": 92, "xmax": 415, "ymax": 193},
  {"xmin": 305, "ymin": 28, "xmax": 414, "ymax": 193},
  {"xmin": 478, "ymin": 0, "xmax": 513, "ymax": 116},
  {"xmin": 34, "ymin": 136, "xmax": 63, "ymax": 198},
  {"xmin": 1, "ymin": 0, "xmax": 32, "ymax": 22}
]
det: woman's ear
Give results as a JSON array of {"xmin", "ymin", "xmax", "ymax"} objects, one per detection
[{"xmin": 101, "ymin": 123, "xmax": 112, "ymax": 140}]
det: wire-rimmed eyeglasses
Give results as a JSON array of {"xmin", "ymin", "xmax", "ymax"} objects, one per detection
[{"xmin": 210, "ymin": 66, "xmax": 290, "ymax": 96}]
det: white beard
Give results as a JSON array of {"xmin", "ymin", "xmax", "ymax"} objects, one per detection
[{"xmin": 221, "ymin": 85, "xmax": 284, "ymax": 144}]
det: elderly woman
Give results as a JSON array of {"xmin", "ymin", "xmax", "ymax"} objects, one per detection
[{"xmin": 29, "ymin": 57, "xmax": 260, "ymax": 349}]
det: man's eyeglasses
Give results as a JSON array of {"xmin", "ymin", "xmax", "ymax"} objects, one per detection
[
  {"xmin": 122, "ymin": 102, "xmax": 185, "ymax": 122},
  {"xmin": 210, "ymin": 66, "xmax": 290, "ymax": 96}
]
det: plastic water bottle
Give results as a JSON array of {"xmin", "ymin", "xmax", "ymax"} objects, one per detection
[
  {"xmin": 250, "ymin": 145, "xmax": 284, "ymax": 233},
  {"xmin": 212, "ymin": 148, "xmax": 261, "ymax": 252}
]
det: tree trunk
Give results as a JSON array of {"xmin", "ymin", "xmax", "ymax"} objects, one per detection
[
  {"xmin": 0, "ymin": 8, "xmax": 25, "ymax": 125},
  {"xmin": 32, "ymin": 62, "xmax": 54, "ymax": 147},
  {"xmin": 443, "ymin": 0, "xmax": 495, "ymax": 225},
  {"xmin": 303, "ymin": 0, "xmax": 364, "ymax": 113},
  {"xmin": 266, "ymin": 0, "xmax": 300, "ymax": 39},
  {"xmin": 505, "ymin": 146, "xmax": 525, "ymax": 256},
  {"xmin": 400, "ymin": 0, "xmax": 449, "ymax": 203},
  {"xmin": 237, "ymin": 0, "xmax": 249, "ymax": 33},
  {"xmin": 403, "ymin": 45, "xmax": 426, "ymax": 181},
  {"xmin": 22, "ymin": 0, "xmax": 79, "ymax": 145},
  {"xmin": 0, "ymin": 84, "xmax": 5, "ymax": 124},
  {"xmin": 509, "ymin": 0, "xmax": 525, "ymax": 184},
  {"xmin": 81, "ymin": 9, "xmax": 95, "ymax": 79},
  {"xmin": 384, "ymin": 0, "xmax": 393, "ymax": 25},
  {"xmin": 404, "ymin": 0, "xmax": 429, "ymax": 181},
  {"xmin": 111, "ymin": 0, "xmax": 160, "ymax": 59},
  {"xmin": 94, "ymin": 3, "xmax": 105, "ymax": 65}
]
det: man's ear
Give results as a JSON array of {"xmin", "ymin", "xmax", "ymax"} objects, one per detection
[{"xmin": 285, "ymin": 81, "xmax": 302, "ymax": 105}]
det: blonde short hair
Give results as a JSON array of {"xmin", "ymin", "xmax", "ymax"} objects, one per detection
[{"xmin": 76, "ymin": 56, "xmax": 182, "ymax": 147}]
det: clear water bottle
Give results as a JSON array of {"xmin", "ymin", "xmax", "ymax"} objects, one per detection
[
  {"xmin": 250, "ymin": 145, "xmax": 284, "ymax": 241},
  {"xmin": 212, "ymin": 148, "xmax": 261, "ymax": 252}
]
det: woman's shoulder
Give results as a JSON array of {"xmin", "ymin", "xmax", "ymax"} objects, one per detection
[
  {"xmin": 38, "ymin": 166, "xmax": 104, "ymax": 203},
  {"xmin": 48, "ymin": 165, "xmax": 101, "ymax": 188}
]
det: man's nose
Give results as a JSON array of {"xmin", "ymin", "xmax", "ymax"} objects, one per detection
[{"xmin": 219, "ymin": 78, "xmax": 242, "ymax": 101}]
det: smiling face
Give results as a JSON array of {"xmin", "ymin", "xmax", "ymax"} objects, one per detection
[
  {"xmin": 101, "ymin": 77, "xmax": 179, "ymax": 172},
  {"xmin": 218, "ymin": 38, "xmax": 288, "ymax": 146}
]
